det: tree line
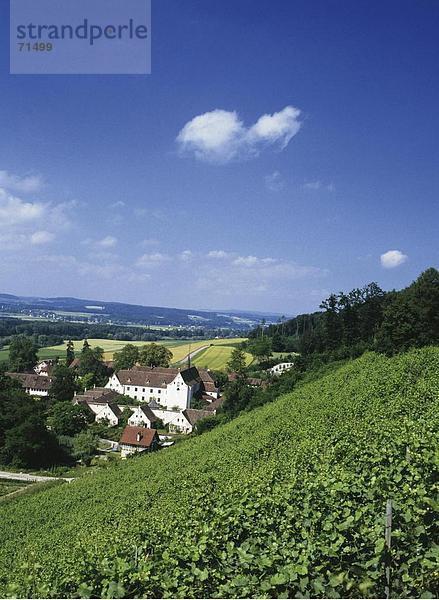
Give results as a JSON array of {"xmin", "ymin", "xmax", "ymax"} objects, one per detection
[{"xmin": 251, "ymin": 268, "xmax": 439, "ymax": 360}]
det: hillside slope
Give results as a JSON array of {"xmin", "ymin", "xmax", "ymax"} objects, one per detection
[{"xmin": 0, "ymin": 349, "xmax": 438, "ymax": 598}]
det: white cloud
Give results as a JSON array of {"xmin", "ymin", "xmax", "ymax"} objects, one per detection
[
  {"xmin": 177, "ymin": 105, "xmax": 302, "ymax": 164},
  {"xmin": 303, "ymin": 181, "xmax": 335, "ymax": 192},
  {"xmin": 109, "ymin": 200, "xmax": 125, "ymax": 209},
  {"xmin": 265, "ymin": 171, "xmax": 284, "ymax": 192},
  {"xmin": 30, "ymin": 231, "xmax": 55, "ymax": 245},
  {"xmin": 380, "ymin": 250, "xmax": 408, "ymax": 269},
  {"xmin": 136, "ymin": 252, "xmax": 171, "ymax": 267},
  {"xmin": 0, "ymin": 170, "xmax": 44, "ymax": 193},
  {"xmin": 179, "ymin": 250, "xmax": 194, "ymax": 262},
  {"xmin": 207, "ymin": 250, "xmax": 231, "ymax": 259},
  {"xmin": 247, "ymin": 106, "xmax": 301, "ymax": 149},
  {"xmin": 0, "ymin": 188, "xmax": 45, "ymax": 226},
  {"xmin": 96, "ymin": 236, "xmax": 118, "ymax": 248}
]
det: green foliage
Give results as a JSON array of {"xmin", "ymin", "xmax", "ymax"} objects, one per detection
[
  {"xmin": 226, "ymin": 347, "xmax": 247, "ymax": 373},
  {"xmin": 78, "ymin": 344, "xmax": 109, "ymax": 386},
  {"xmin": 138, "ymin": 343, "xmax": 173, "ymax": 367},
  {"xmin": 113, "ymin": 345, "xmax": 140, "ymax": 371},
  {"xmin": 260, "ymin": 268, "xmax": 439, "ymax": 362},
  {"xmin": 0, "ymin": 375, "xmax": 64, "ymax": 468},
  {"xmin": 247, "ymin": 337, "xmax": 272, "ymax": 362},
  {"xmin": 8, "ymin": 335, "xmax": 38, "ymax": 372},
  {"xmin": 71, "ymin": 430, "xmax": 99, "ymax": 465},
  {"xmin": 47, "ymin": 403, "xmax": 92, "ymax": 437},
  {"xmin": 50, "ymin": 364, "xmax": 77, "ymax": 402},
  {"xmin": 0, "ymin": 348, "xmax": 438, "ymax": 598},
  {"xmin": 65, "ymin": 340, "xmax": 75, "ymax": 367}
]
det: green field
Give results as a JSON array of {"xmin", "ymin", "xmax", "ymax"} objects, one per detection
[
  {"xmin": 0, "ymin": 479, "xmax": 30, "ymax": 498},
  {"xmin": 36, "ymin": 337, "xmax": 247, "ymax": 366},
  {"xmin": 0, "ymin": 337, "xmax": 248, "ymax": 370},
  {"xmin": 192, "ymin": 345, "xmax": 253, "ymax": 370},
  {"xmin": 0, "ymin": 347, "xmax": 437, "ymax": 598}
]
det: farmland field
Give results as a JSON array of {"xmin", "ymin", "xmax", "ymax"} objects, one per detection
[
  {"xmin": 192, "ymin": 345, "xmax": 253, "ymax": 370},
  {"xmin": 29, "ymin": 337, "xmax": 247, "ymax": 368}
]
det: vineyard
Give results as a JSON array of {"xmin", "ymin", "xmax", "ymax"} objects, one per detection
[{"xmin": 0, "ymin": 347, "xmax": 438, "ymax": 598}]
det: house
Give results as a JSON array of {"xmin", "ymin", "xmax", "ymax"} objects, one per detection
[
  {"xmin": 128, "ymin": 404, "xmax": 158, "ymax": 428},
  {"xmin": 119, "ymin": 426, "xmax": 159, "ymax": 458},
  {"xmin": 106, "ymin": 365, "xmax": 219, "ymax": 411},
  {"xmin": 94, "ymin": 402, "xmax": 122, "ymax": 427},
  {"xmin": 34, "ymin": 359, "xmax": 57, "ymax": 377},
  {"xmin": 228, "ymin": 372, "xmax": 266, "ymax": 388},
  {"xmin": 6, "ymin": 372, "xmax": 53, "ymax": 397},
  {"xmin": 269, "ymin": 362, "xmax": 294, "ymax": 376},
  {"xmin": 73, "ymin": 387, "xmax": 125, "ymax": 426},
  {"xmin": 169, "ymin": 408, "xmax": 213, "ymax": 434}
]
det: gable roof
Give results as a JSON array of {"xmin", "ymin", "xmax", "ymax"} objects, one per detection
[
  {"xmin": 106, "ymin": 402, "xmax": 122, "ymax": 418},
  {"xmin": 115, "ymin": 365, "xmax": 203, "ymax": 388},
  {"xmin": 182, "ymin": 409, "xmax": 212, "ymax": 426},
  {"xmin": 138, "ymin": 404, "xmax": 157, "ymax": 422},
  {"xmin": 120, "ymin": 426, "xmax": 158, "ymax": 448},
  {"xmin": 205, "ymin": 397, "xmax": 224, "ymax": 412},
  {"xmin": 74, "ymin": 388, "xmax": 122, "ymax": 405},
  {"xmin": 7, "ymin": 372, "xmax": 53, "ymax": 391}
]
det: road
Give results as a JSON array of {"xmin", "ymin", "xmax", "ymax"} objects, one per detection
[
  {"xmin": 176, "ymin": 345, "xmax": 210, "ymax": 366},
  {"xmin": 0, "ymin": 471, "xmax": 74, "ymax": 483}
]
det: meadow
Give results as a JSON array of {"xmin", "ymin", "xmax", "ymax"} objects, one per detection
[
  {"xmin": 192, "ymin": 345, "xmax": 253, "ymax": 370},
  {"xmin": 0, "ymin": 347, "xmax": 437, "ymax": 598},
  {"xmin": 0, "ymin": 337, "xmax": 248, "ymax": 369}
]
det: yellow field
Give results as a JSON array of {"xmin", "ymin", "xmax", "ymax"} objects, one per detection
[{"xmin": 40, "ymin": 337, "xmax": 248, "ymax": 369}]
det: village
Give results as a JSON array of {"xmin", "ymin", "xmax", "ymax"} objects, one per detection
[{"xmin": 6, "ymin": 350, "xmax": 295, "ymax": 459}]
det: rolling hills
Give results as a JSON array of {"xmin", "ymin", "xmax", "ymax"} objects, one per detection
[{"xmin": 0, "ymin": 348, "xmax": 437, "ymax": 598}]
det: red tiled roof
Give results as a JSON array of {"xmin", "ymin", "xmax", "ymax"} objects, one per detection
[{"xmin": 119, "ymin": 426, "xmax": 158, "ymax": 448}]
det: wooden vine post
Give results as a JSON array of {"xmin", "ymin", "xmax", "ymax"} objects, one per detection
[{"xmin": 385, "ymin": 499, "xmax": 392, "ymax": 599}]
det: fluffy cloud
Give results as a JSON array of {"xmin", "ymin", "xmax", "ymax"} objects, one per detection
[
  {"xmin": 96, "ymin": 235, "xmax": 118, "ymax": 248},
  {"xmin": 179, "ymin": 250, "xmax": 194, "ymax": 262},
  {"xmin": 0, "ymin": 170, "xmax": 44, "ymax": 193},
  {"xmin": 177, "ymin": 106, "xmax": 302, "ymax": 164},
  {"xmin": 136, "ymin": 252, "xmax": 171, "ymax": 267},
  {"xmin": 380, "ymin": 250, "xmax": 408, "ymax": 269},
  {"xmin": 30, "ymin": 231, "xmax": 55, "ymax": 245},
  {"xmin": 0, "ymin": 188, "xmax": 45, "ymax": 226},
  {"xmin": 207, "ymin": 250, "xmax": 231, "ymax": 259}
]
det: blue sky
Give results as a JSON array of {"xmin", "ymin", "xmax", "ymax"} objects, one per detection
[{"xmin": 0, "ymin": 0, "xmax": 438, "ymax": 313}]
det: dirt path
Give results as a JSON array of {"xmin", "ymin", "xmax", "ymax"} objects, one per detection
[{"xmin": 175, "ymin": 345, "xmax": 210, "ymax": 366}]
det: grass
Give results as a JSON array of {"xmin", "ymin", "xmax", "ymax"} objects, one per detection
[
  {"xmin": 36, "ymin": 337, "xmax": 248, "ymax": 367},
  {"xmin": 0, "ymin": 479, "xmax": 30, "ymax": 498},
  {"xmin": 192, "ymin": 345, "xmax": 253, "ymax": 370}
]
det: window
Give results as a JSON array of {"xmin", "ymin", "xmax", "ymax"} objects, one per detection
[
  {"xmin": 135, "ymin": 387, "xmax": 138, "ymax": 391},
  {"xmin": 150, "ymin": 389, "xmax": 153, "ymax": 393},
  {"xmin": 158, "ymin": 390, "xmax": 161, "ymax": 394}
]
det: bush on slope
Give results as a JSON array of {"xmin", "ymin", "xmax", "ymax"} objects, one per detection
[{"xmin": 0, "ymin": 348, "xmax": 438, "ymax": 598}]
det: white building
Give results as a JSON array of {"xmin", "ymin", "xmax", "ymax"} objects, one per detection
[
  {"xmin": 119, "ymin": 426, "xmax": 159, "ymax": 458},
  {"xmin": 269, "ymin": 362, "xmax": 295, "ymax": 376},
  {"xmin": 94, "ymin": 402, "xmax": 122, "ymax": 427},
  {"xmin": 128, "ymin": 404, "xmax": 158, "ymax": 428},
  {"xmin": 168, "ymin": 409, "xmax": 213, "ymax": 434},
  {"xmin": 106, "ymin": 366, "xmax": 218, "ymax": 412},
  {"xmin": 6, "ymin": 372, "xmax": 53, "ymax": 397},
  {"xmin": 73, "ymin": 387, "xmax": 125, "ymax": 427}
]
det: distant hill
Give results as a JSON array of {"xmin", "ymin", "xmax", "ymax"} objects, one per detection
[
  {"xmin": 0, "ymin": 293, "xmax": 283, "ymax": 330},
  {"xmin": 0, "ymin": 347, "xmax": 437, "ymax": 597}
]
